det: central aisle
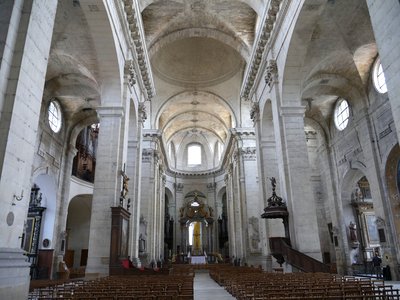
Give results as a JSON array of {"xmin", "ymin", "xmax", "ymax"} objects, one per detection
[{"xmin": 194, "ymin": 270, "xmax": 236, "ymax": 300}]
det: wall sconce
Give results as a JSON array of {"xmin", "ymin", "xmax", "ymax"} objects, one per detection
[{"xmin": 12, "ymin": 190, "xmax": 24, "ymax": 205}]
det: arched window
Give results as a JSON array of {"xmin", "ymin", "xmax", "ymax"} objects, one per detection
[
  {"xmin": 187, "ymin": 144, "xmax": 201, "ymax": 165},
  {"xmin": 217, "ymin": 141, "xmax": 224, "ymax": 159},
  {"xmin": 48, "ymin": 100, "xmax": 62, "ymax": 133},
  {"xmin": 372, "ymin": 58, "xmax": 388, "ymax": 94},
  {"xmin": 334, "ymin": 98, "xmax": 350, "ymax": 131}
]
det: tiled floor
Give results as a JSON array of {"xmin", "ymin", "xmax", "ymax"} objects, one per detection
[{"xmin": 194, "ymin": 270, "xmax": 236, "ymax": 300}]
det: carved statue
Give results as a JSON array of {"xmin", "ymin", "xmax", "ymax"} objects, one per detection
[
  {"xmin": 249, "ymin": 216, "xmax": 260, "ymax": 250},
  {"xmin": 349, "ymin": 221, "xmax": 358, "ymax": 242},
  {"xmin": 121, "ymin": 170, "xmax": 129, "ymax": 199},
  {"xmin": 270, "ymin": 177, "xmax": 276, "ymax": 189}
]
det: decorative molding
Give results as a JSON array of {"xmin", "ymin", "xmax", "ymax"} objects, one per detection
[
  {"xmin": 207, "ymin": 183, "xmax": 217, "ymax": 191},
  {"xmin": 264, "ymin": 59, "xmax": 278, "ymax": 88},
  {"xmin": 379, "ymin": 124, "xmax": 392, "ymax": 140},
  {"xmin": 174, "ymin": 183, "xmax": 184, "ymax": 192},
  {"xmin": 122, "ymin": 0, "xmax": 155, "ymax": 100},
  {"xmin": 124, "ymin": 59, "xmax": 136, "ymax": 87},
  {"xmin": 305, "ymin": 130, "xmax": 317, "ymax": 141},
  {"xmin": 142, "ymin": 148, "xmax": 154, "ymax": 162},
  {"xmin": 138, "ymin": 102, "xmax": 147, "ymax": 123},
  {"xmin": 240, "ymin": 0, "xmax": 283, "ymax": 100},
  {"xmin": 250, "ymin": 102, "xmax": 260, "ymax": 123},
  {"xmin": 97, "ymin": 106, "xmax": 124, "ymax": 118},
  {"xmin": 240, "ymin": 147, "xmax": 257, "ymax": 161},
  {"xmin": 280, "ymin": 105, "xmax": 306, "ymax": 117},
  {"xmin": 224, "ymin": 174, "xmax": 229, "ymax": 184}
]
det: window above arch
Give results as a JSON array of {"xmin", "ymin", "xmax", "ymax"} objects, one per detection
[
  {"xmin": 187, "ymin": 143, "xmax": 202, "ymax": 165},
  {"xmin": 48, "ymin": 100, "xmax": 62, "ymax": 133},
  {"xmin": 334, "ymin": 98, "xmax": 350, "ymax": 131},
  {"xmin": 372, "ymin": 58, "xmax": 388, "ymax": 94}
]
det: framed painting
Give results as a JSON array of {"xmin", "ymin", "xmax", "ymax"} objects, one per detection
[
  {"xmin": 23, "ymin": 217, "xmax": 35, "ymax": 253},
  {"xmin": 363, "ymin": 213, "xmax": 379, "ymax": 245}
]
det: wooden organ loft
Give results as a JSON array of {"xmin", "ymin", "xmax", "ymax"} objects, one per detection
[{"xmin": 72, "ymin": 124, "xmax": 99, "ymax": 183}]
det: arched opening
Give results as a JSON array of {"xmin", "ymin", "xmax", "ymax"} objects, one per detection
[
  {"xmin": 341, "ymin": 171, "xmax": 381, "ymax": 276},
  {"xmin": 65, "ymin": 195, "xmax": 92, "ymax": 276},
  {"xmin": 72, "ymin": 124, "xmax": 99, "ymax": 183},
  {"xmin": 385, "ymin": 144, "xmax": 400, "ymax": 257}
]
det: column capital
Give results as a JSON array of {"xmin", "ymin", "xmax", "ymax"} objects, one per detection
[
  {"xmin": 279, "ymin": 105, "xmax": 306, "ymax": 117},
  {"xmin": 97, "ymin": 106, "xmax": 124, "ymax": 118}
]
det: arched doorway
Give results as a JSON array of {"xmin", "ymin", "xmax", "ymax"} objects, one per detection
[
  {"xmin": 179, "ymin": 191, "xmax": 214, "ymax": 263},
  {"xmin": 65, "ymin": 195, "xmax": 92, "ymax": 272}
]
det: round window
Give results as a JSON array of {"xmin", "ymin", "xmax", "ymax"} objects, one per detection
[
  {"xmin": 48, "ymin": 100, "xmax": 62, "ymax": 133},
  {"xmin": 334, "ymin": 99, "xmax": 350, "ymax": 131},
  {"xmin": 372, "ymin": 58, "xmax": 388, "ymax": 94}
]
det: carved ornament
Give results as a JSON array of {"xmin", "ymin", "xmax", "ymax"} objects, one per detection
[
  {"xmin": 241, "ymin": 0, "xmax": 283, "ymax": 100},
  {"xmin": 122, "ymin": 0, "xmax": 155, "ymax": 100}
]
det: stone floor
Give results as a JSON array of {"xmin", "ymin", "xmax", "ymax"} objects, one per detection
[{"xmin": 194, "ymin": 270, "xmax": 236, "ymax": 300}]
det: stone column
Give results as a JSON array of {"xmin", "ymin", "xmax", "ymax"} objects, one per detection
[
  {"xmin": 127, "ymin": 138, "xmax": 140, "ymax": 266},
  {"xmin": 86, "ymin": 106, "xmax": 124, "ymax": 276},
  {"xmin": 274, "ymin": 105, "xmax": 322, "ymax": 259},
  {"xmin": 207, "ymin": 182, "xmax": 217, "ymax": 253},
  {"xmin": 224, "ymin": 169, "xmax": 236, "ymax": 257},
  {"xmin": 232, "ymin": 155, "xmax": 245, "ymax": 260},
  {"xmin": 175, "ymin": 182, "xmax": 184, "ymax": 253},
  {"xmin": 52, "ymin": 143, "xmax": 78, "ymax": 274},
  {"xmin": 367, "ymin": 0, "xmax": 400, "ymax": 141},
  {"xmin": 0, "ymin": 1, "xmax": 57, "ymax": 298},
  {"xmin": 157, "ymin": 172, "xmax": 166, "ymax": 261},
  {"xmin": 140, "ymin": 131, "xmax": 162, "ymax": 265}
]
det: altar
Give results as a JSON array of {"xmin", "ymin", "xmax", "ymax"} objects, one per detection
[{"xmin": 190, "ymin": 256, "xmax": 207, "ymax": 265}]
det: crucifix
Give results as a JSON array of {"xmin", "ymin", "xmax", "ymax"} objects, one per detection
[{"xmin": 120, "ymin": 163, "xmax": 129, "ymax": 207}]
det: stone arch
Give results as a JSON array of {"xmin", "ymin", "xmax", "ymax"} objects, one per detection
[
  {"xmin": 384, "ymin": 144, "xmax": 400, "ymax": 259},
  {"xmin": 80, "ymin": 1, "xmax": 122, "ymax": 106},
  {"xmin": 154, "ymin": 90, "xmax": 237, "ymax": 130},
  {"xmin": 139, "ymin": 0, "xmax": 264, "ymax": 16},
  {"xmin": 260, "ymin": 99, "xmax": 274, "ymax": 140},
  {"xmin": 148, "ymin": 27, "xmax": 250, "ymax": 63},
  {"xmin": 66, "ymin": 194, "xmax": 92, "ymax": 268},
  {"xmin": 280, "ymin": 0, "xmax": 326, "ymax": 106}
]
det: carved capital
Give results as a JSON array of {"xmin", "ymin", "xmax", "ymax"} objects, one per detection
[
  {"xmin": 142, "ymin": 148, "xmax": 154, "ymax": 162},
  {"xmin": 174, "ymin": 183, "xmax": 184, "ymax": 192},
  {"xmin": 240, "ymin": 147, "xmax": 257, "ymax": 161},
  {"xmin": 207, "ymin": 183, "xmax": 216, "ymax": 191}
]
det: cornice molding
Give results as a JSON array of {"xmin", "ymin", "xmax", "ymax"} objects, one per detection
[
  {"xmin": 240, "ymin": 0, "xmax": 284, "ymax": 100},
  {"xmin": 122, "ymin": 0, "xmax": 155, "ymax": 100}
]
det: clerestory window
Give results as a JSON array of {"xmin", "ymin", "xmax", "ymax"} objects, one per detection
[
  {"xmin": 334, "ymin": 98, "xmax": 350, "ymax": 131},
  {"xmin": 372, "ymin": 58, "xmax": 388, "ymax": 94},
  {"xmin": 188, "ymin": 144, "xmax": 201, "ymax": 165}
]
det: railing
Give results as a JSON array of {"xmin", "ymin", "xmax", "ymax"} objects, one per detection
[{"xmin": 269, "ymin": 237, "xmax": 331, "ymax": 273}]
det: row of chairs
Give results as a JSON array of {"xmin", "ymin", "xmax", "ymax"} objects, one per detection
[
  {"xmin": 28, "ymin": 274, "xmax": 194, "ymax": 300},
  {"xmin": 209, "ymin": 265, "xmax": 400, "ymax": 299}
]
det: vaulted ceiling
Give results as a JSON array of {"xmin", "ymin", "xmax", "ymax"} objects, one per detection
[{"xmin": 140, "ymin": 0, "xmax": 258, "ymax": 154}]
